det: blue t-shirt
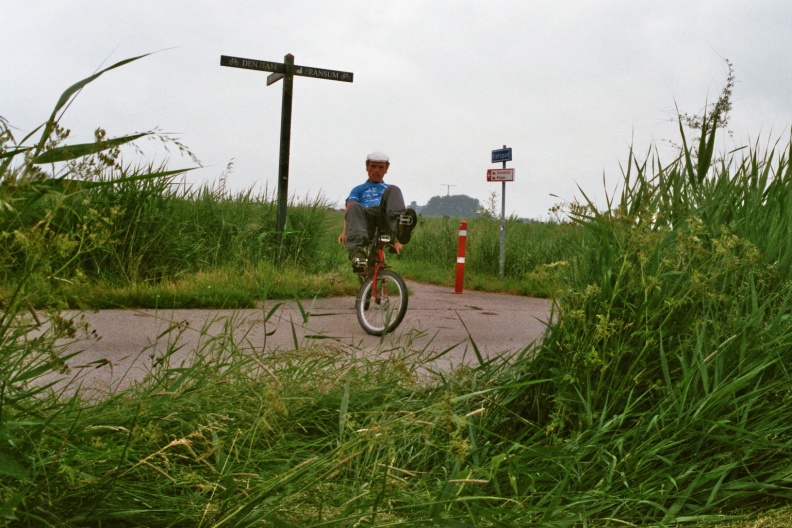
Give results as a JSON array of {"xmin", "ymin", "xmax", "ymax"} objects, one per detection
[{"xmin": 347, "ymin": 181, "xmax": 389, "ymax": 207}]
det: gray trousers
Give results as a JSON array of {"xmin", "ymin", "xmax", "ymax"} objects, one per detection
[{"xmin": 345, "ymin": 185, "xmax": 406, "ymax": 258}]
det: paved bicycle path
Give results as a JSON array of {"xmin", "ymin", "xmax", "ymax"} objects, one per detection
[{"xmin": 48, "ymin": 281, "xmax": 553, "ymax": 394}]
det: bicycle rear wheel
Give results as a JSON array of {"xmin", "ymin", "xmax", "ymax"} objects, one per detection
[{"xmin": 355, "ymin": 270, "xmax": 408, "ymax": 336}]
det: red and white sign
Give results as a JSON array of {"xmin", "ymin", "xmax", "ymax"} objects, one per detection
[{"xmin": 487, "ymin": 168, "xmax": 515, "ymax": 182}]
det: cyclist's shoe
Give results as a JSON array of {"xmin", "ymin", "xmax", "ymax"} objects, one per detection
[
  {"xmin": 351, "ymin": 251, "xmax": 368, "ymax": 273},
  {"xmin": 397, "ymin": 209, "xmax": 418, "ymax": 244}
]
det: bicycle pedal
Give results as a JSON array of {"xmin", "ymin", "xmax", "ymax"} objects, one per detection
[
  {"xmin": 398, "ymin": 215, "xmax": 414, "ymax": 226},
  {"xmin": 379, "ymin": 234, "xmax": 392, "ymax": 243},
  {"xmin": 352, "ymin": 256, "xmax": 368, "ymax": 271}
]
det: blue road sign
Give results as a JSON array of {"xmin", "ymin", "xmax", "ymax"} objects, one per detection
[{"xmin": 492, "ymin": 148, "xmax": 512, "ymax": 163}]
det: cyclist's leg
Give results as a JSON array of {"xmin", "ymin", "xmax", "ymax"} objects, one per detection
[
  {"xmin": 380, "ymin": 185, "xmax": 417, "ymax": 244},
  {"xmin": 379, "ymin": 186, "xmax": 405, "ymax": 238},
  {"xmin": 365, "ymin": 205, "xmax": 380, "ymax": 242},
  {"xmin": 345, "ymin": 202, "xmax": 370, "ymax": 259}
]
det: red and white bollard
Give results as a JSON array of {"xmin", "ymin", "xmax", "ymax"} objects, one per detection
[{"xmin": 454, "ymin": 221, "xmax": 467, "ymax": 294}]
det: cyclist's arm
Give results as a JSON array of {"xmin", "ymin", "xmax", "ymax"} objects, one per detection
[{"xmin": 338, "ymin": 199, "xmax": 355, "ymax": 245}]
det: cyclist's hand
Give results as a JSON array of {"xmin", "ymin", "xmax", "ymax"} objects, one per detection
[
  {"xmin": 394, "ymin": 241, "xmax": 403, "ymax": 254},
  {"xmin": 338, "ymin": 231, "xmax": 346, "ymax": 245}
]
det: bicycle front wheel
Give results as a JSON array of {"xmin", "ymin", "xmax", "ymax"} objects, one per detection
[{"xmin": 355, "ymin": 270, "xmax": 408, "ymax": 336}]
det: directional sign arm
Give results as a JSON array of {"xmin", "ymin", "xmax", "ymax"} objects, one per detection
[
  {"xmin": 220, "ymin": 55, "xmax": 353, "ymax": 82},
  {"xmin": 294, "ymin": 65, "xmax": 354, "ymax": 83},
  {"xmin": 220, "ymin": 55, "xmax": 285, "ymax": 73},
  {"xmin": 267, "ymin": 72, "xmax": 284, "ymax": 86}
]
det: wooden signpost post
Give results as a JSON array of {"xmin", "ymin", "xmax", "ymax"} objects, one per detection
[{"xmin": 220, "ymin": 54, "xmax": 353, "ymax": 238}]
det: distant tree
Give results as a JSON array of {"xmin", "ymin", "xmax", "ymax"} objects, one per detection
[{"xmin": 421, "ymin": 194, "xmax": 480, "ymax": 217}]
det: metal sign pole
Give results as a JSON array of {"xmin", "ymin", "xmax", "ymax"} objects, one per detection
[
  {"xmin": 487, "ymin": 145, "xmax": 513, "ymax": 282},
  {"xmin": 499, "ymin": 145, "xmax": 507, "ymax": 281}
]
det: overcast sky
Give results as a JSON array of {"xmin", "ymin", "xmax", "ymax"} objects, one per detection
[{"xmin": 3, "ymin": 1, "xmax": 791, "ymax": 219}]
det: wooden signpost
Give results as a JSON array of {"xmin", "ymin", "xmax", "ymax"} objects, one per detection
[{"xmin": 220, "ymin": 54, "xmax": 353, "ymax": 237}]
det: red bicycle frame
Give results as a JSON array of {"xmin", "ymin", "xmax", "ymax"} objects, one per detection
[{"xmin": 369, "ymin": 240, "xmax": 389, "ymax": 303}]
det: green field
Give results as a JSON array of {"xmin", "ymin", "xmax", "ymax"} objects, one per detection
[{"xmin": 2, "ymin": 57, "xmax": 792, "ymax": 527}]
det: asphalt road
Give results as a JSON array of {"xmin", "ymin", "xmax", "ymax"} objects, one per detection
[{"xmin": 45, "ymin": 281, "xmax": 553, "ymax": 395}]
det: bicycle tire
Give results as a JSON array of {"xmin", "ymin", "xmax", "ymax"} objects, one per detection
[{"xmin": 355, "ymin": 270, "xmax": 409, "ymax": 336}]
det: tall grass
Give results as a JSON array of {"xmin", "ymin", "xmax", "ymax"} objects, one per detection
[
  {"xmin": 487, "ymin": 113, "xmax": 792, "ymax": 523},
  {"xmin": 2, "ymin": 171, "xmax": 343, "ymax": 303},
  {"xmin": 3, "ymin": 336, "xmax": 496, "ymax": 526}
]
